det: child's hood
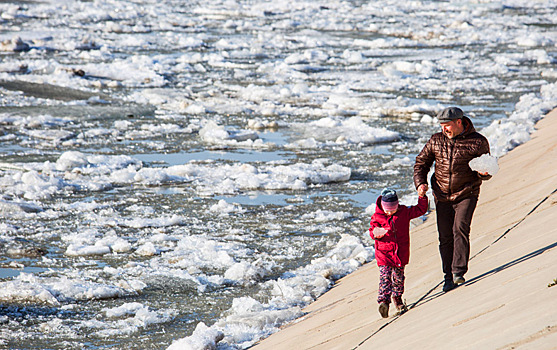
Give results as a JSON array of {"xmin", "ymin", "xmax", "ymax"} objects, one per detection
[{"xmin": 375, "ymin": 196, "xmax": 387, "ymax": 214}]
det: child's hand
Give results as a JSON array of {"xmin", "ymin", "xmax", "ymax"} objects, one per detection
[
  {"xmin": 373, "ymin": 227, "xmax": 388, "ymax": 239},
  {"xmin": 417, "ymin": 184, "xmax": 427, "ymax": 197}
]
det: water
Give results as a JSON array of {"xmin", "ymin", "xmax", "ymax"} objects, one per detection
[{"xmin": 0, "ymin": 0, "xmax": 556, "ymax": 349}]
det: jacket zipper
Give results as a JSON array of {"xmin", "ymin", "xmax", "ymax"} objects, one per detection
[
  {"xmin": 448, "ymin": 139, "xmax": 455, "ymax": 198},
  {"xmin": 390, "ymin": 216, "xmax": 401, "ymax": 267}
]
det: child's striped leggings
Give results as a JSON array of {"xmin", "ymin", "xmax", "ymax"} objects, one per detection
[{"xmin": 378, "ymin": 265, "xmax": 405, "ymax": 304}]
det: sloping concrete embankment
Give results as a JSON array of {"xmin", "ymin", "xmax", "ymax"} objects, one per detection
[{"xmin": 252, "ymin": 108, "xmax": 557, "ymax": 350}]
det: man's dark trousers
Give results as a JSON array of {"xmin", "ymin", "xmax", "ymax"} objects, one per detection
[{"xmin": 435, "ymin": 197, "xmax": 478, "ymax": 280}]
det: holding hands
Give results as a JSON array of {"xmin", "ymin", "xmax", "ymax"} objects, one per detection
[{"xmin": 417, "ymin": 184, "xmax": 428, "ymax": 197}]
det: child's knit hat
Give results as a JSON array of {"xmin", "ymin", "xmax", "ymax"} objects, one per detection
[{"xmin": 381, "ymin": 188, "xmax": 399, "ymax": 211}]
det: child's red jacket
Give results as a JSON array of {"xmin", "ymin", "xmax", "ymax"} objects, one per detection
[{"xmin": 369, "ymin": 195, "xmax": 428, "ymax": 267}]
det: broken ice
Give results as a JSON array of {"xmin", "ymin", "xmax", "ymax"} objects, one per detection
[{"xmin": 469, "ymin": 154, "xmax": 499, "ymax": 175}]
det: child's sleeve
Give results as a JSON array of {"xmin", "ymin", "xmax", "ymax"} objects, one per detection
[
  {"xmin": 369, "ymin": 214, "xmax": 380, "ymax": 239},
  {"xmin": 408, "ymin": 196, "xmax": 429, "ymax": 219}
]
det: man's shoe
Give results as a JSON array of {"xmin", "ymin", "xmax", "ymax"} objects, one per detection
[
  {"xmin": 442, "ymin": 279, "xmax": 455, "ymax": 292},
  {"xmin": 378, "ymin": 302, "xmax": 389, "ymax": 318},
  {"xmin": 453, "ymin": 274, "xmax": 466, "ymax": 285}
]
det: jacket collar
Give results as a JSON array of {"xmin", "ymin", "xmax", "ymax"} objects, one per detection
[
  {"xmin": 460, "ymin": 116, "xmax": 476, "ymax": 136},
  {"xmin": 444, "ymin": 116, "xmax": 476, "ymax": 140}
]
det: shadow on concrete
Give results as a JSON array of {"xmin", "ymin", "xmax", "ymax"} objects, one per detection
[
  {"xmin": 465, "ymin": 241, "xmax": 557, "ymax": 286},
  {"xmin": 411, "ymin": 241, "xmax": 557, "ymax": 311}
]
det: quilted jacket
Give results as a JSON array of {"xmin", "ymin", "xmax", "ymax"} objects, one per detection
[{"xmin": 414, "ymin": 116, "xmax": 492, "ymax": 202}]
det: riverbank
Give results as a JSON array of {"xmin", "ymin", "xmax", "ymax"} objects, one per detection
[{"xmin": 251, "ymin": 107, "xmax": 557, "ymax": 349}]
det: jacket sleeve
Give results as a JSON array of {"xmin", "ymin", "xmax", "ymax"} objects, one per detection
[
  {"xmin": 407, "ymin": 196, "xmax": 429, "ymax": 220},
  {"xmin": 369, "ymin": 214, "xmax": 381, "ymax": 240},
  {"xmin": 414, "ymin": 137, "xmax": 435, "ymax": 189}
]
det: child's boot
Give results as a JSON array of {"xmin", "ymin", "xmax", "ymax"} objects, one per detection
[
  {"xmin": 378, "ymin": 301, "xmax": 389, "ymax": 318},
  {"xmin": 392, "ymin": 296, "xmax": 408, "ymax": 316}
]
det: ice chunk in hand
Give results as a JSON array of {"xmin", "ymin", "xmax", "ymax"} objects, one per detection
[{"xmin": 469, "ymin": 154, "xmax": 499, "ymax": 175}]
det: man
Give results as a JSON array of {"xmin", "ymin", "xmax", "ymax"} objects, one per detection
[{"xmin": 414, "ymin": 107, "xmax": 492, "ymax": 292}]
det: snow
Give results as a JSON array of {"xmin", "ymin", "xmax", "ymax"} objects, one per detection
[{"xmin": 469, "ymin": 154, "xmax": 499, "ymax": 176}]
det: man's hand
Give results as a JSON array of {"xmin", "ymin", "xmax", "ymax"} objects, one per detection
[
  {"xmin": 373, "ymin": 227, "xmax": 388, "ymax": 239},
  {"xmin": 418, "ymin": 184, "xmax": 428, "ymax": 197}
]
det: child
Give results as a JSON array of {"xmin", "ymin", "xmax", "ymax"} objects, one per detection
[{"xmin": 369, "ymin": 187, "xmax": 428, "ymax": 318}]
